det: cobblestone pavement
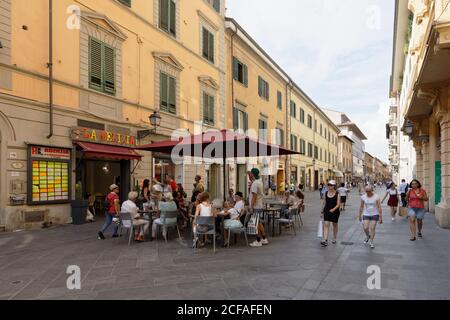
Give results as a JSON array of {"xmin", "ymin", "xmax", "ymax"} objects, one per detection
[{"xmin": 0, "ymin": 189, "xmax": 449, "ymax": 300}]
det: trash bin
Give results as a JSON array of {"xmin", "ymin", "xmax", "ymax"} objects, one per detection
[{"xmin": 71, "ymin": 200, "xmax": 89, "ymax": 225}]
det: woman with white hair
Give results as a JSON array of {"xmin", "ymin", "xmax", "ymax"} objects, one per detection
[
  {"xmin": 121, "ymin": 191, "xmax": 150, "ymax": 242},
  {"xmin": 152, "ymin": 192, "xmax": 178, "ymax": 240},
  {"xmin": 358, "ymin": 185, "xmax": 383, "ymax": 249}
]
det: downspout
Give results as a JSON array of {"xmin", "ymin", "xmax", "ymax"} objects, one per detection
[
  {"xmin": 286, "ymin": 81, "xmax": 292, "ymax": 190},
  {"xmin": 46, "ymin": 0, "xmax": 54, "ymax": 139}
]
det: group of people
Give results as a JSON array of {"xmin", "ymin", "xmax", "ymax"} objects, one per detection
[{"xmin": 319, "ymin": 178, "xmax": 429, "ymax": 249}]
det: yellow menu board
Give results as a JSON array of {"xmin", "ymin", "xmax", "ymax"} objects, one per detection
[{"xmin": 32, "ymin": 160, "xmax": 69, "ymax": 202}]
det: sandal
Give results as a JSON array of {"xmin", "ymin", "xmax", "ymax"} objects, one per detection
[
  {"xmin": 418, "ymin": 233, "xmax": 423, "ymax": 238},
  {"xmin": 410, "ymin": 237, "xmax": 416, "ymax": 241}
]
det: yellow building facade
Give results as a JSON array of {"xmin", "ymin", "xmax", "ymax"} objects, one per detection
[{"xmin": 0, "ymin": 0, "xmax": 227, "ymax": 231}]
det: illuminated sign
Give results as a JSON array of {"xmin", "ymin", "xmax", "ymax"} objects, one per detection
[{"xmin": 71, "ymin": 127, "xmax": 136, "ymax": 147}]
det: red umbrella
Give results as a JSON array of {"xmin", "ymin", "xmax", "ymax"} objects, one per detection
[{"xmin": 135, "ymin": 129, "xmax": 300, "ymax": 200}]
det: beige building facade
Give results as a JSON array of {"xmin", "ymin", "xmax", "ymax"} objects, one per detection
[{"xmin": 338, "ymin": 134, "xmax": 353, "ymax": 183}]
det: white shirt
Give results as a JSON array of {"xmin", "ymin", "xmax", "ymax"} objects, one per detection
[
  {"xmin": 361, "ymin": 194, "xmax": 380, "ymax": 216},
  {"xmin": 389, "ymin": 189, "xmax": 398, "ymax": 196},
  {"xmin": 337, "ymin": 187, "xmax": 349, "ymax": 197},
  {"xmin": 121, "ymin": 200, "xmax": 138, "ymax": 217},
  {"xmin": 249, "ymin": 179, "xmax": 264, "ymax": 209},
  {"xmin": 399, "ymin": 183, "xmax": 408, "ymax": 193},
  {"xmin": 199, "ymin": 203, "xmax": 212, "ymax": 217},
  {"xmin": 229, "ymin": 200, "xmax": 245, "ymax": 220}
]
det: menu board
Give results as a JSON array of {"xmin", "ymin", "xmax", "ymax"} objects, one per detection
[{"xmin": 28, "ymin": 145, "xmax": 71, "ymax": 205}]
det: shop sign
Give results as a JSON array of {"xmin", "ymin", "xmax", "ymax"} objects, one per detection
[
  {"xmin": 71, "ymin": 127, "xmax": 136, "ymax": 147},
  {"xmin": 31, "ymin": 146, "xmax": 71, "ymax": 160}
]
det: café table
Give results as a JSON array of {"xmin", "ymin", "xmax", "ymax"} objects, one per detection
[{"xmin": 262, "ymin": 207, "xmax": 282, "ymax": 237}]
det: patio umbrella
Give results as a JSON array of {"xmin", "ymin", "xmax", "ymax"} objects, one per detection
[{"xmin": 135, "ymin": 129, "xmax": 301, "ymax": 200}]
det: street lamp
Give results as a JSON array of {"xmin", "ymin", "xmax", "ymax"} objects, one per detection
[
  {"xmin": 138, "ymin": 111, "xmax": 161, "ymax": 139},
  {"xmin": 404, "ymin": 120, "xmax": 414, "ymax": 135}
]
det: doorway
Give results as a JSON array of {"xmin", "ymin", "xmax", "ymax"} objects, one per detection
[
  {"xmin": 236, "ymin": 164, "xmax": 248, "ymax": 199},
  {"xmin": 314, "ymin": 170, "xmax": 319, "ymax": 191}
]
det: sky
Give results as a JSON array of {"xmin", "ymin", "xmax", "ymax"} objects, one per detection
[{"xmin": 226, "ymin": 0, "xmax": 395, "ymax": 162}]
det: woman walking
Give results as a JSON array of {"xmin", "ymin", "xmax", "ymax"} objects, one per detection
[
  {"xmin": 359, "ymin": 186, "xmax": 383, "ymax": 249},
  {"xmin": 320, "ymin": 180, "xmax": 341, "ymax": 247},
  {"xmin": 407, "ymin": 180, "xmax": 428, "ymax": 241},
  {"xmin": 382, "ymin": 183, "xmax": 399, "ymax": 221}
]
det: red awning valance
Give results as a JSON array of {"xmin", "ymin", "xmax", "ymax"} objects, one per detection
[{"xmin": 76, "ymin": 142, "xmax": 142, "ymax": 161}]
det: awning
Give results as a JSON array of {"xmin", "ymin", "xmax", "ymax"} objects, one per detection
[
  {"xmin": 333, "ymin": 170, "xmax": 344, "ymax": 178},
  {"xmin": 76, "ymin": 142, "xmax": 142, "ymax": 161}
]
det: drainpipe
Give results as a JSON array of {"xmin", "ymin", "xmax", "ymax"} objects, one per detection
[{"xmin": 46, "ymin": 0, "xmax": 54, "ymax": 139}]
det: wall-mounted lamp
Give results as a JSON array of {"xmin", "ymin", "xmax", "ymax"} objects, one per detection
[
  {"xmin": 404, "ymin": 120, "xmax": 414, "ymax": 135},
  {"xmin": 0, "ymin": 41, "xmax": 3, "ymax": 49},
  {"xmin": 138, "ymin": 111, "xmax": 162, "ymax": 139}
]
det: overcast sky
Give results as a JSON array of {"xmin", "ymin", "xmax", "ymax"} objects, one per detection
[{"xmin": 226, "ymin": 0, "xmax": 394, "ymax": 162}]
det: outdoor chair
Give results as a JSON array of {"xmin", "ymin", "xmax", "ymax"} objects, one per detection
[
  {"xmin": 278, "ymin": 208, "xmax": 297, "ymax": 236},
  {"xmin": 293, "ymin": 206, "xmax": 304, "ymax": 229},
  {"xmin": 117, "ymin": 212, "xmax": 134, "ymax": 246},
  {"xmin": 193, "ymin": 216, "xmax": 216, "ymax": 253},
  {"xmin": 155, "ymin": 211, "xmax": 182, "ymax": 244},
  {"xmin": 225, "ymin": 210, "xmax": 249, "ymax": 248}
]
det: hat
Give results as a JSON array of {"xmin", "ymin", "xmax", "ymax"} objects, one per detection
[
  {"xmin": 251, "ymin": 168, "xmax": 260, "ymax": 179},
  {"xmin": 328, "ymin": 180, "xmax": 337, "ymax": 186},
  {"xmin": 235, "ymin": 191, "xmax": 244, "ymax": 198},
  {"xmin": 110, "ymin": 184, "xmax": 119, "ymax": 191}
]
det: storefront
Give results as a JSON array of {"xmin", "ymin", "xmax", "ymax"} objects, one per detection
[{"xmin": 71, "ymin": 127, "xmax": 142, "ymax": 210}]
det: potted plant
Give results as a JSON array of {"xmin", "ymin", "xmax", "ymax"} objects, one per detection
[{"xmin": 70, "ymin": 181, "xmax": 89, "ymax": 225}]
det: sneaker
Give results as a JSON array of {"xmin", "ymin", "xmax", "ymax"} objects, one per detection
[
  {"xmin": 321, "ymin": 240, "xmax": 328, "ymax": 247},
  {"xmin": 250, "ymin": 240, "xmax": 263, "ymax": 248},
  {"xmin": 97, "ymin": 232, "xmax": 105, "ymax": 240},
  {"xmin": 364, "ymin": 236, "xmax": 370, "ymax": 245},
  {"xmin": 418, "ymin": 233, "xmax": 423, "ymax": 238},
  {"xmin": 261, "ymin": 238, "xmax": 269, "ymax": 245},
  {"xmin": 332, "ymin": 240, "xmax": 337, "ymax": 245},
  {"xmin": 370, "ymin": 243, "xmax": 375, "ymax": 249},
  {"xmin": 392, "ymin": 218, "xmax": 395, "ymax": 222}
]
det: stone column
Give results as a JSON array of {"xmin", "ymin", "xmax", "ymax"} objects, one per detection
[
  {"xmin": 428, "ymin": 118, "xmax": 439, "ymax": 212},
  {"xmin": 436, "ymin": 106, "xmax": 450, "ymax": 228}
]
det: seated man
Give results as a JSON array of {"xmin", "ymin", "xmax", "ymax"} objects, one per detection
[
  {"xmin": 121, "ymin": 191, "xmax": 150, "ymax": 242},
  {"xmin": 220, "ymin": 192, "xmax": 245, "ymax": 246}
]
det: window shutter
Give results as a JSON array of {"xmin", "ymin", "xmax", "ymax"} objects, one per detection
[
  {"xmin": 213, "ymin": 0, "xmax": 220, "ymax": 12},
  {"xmin": 202, "ymin": 28, "xmax": 209, "ymax": 59},
  {"xmin": 209, "ymin": 95, "xmax": 215, "ymax": 124},
  {"xmin": 160, "ymin": 0, "xmax": 169, "ymax": 31},
  {"xmin": 243, "ymin": 64, "xmax": 248, "ymax": 86},
  {"xmin": 258, "ymin": 77, "xmax": 262, "ymax": 97},
  {"xmin": 233, "ymin": 108, "xmax": 238, "ymax": 130},
  {"xmin": 160, "ymin": 73, "xmax": 168, "ymax": 111},
  {"xmin": 169, "ymin": 0, "xmax": 176, "ymax": 36},
  {"xmin": 208, "ymin": 32, "xmax": 214, "ymax": 63},
  {"xmin": 233, "ymin": 57, "xmax": 239, "ymax": 81},
  {"xmin": 169, "ymin": 76, "xmax": 176, "ymax": 114},
  {"xmin": 89, "ymin": 38, "xmax": 102, "ymax": 90},
  {"xmin": 266, "ymin": 82, "xmax": 270, "ymax": 100},
  {"xmin": 103, "ymin": 45, "xmax": 116, "ymax": 94},
  {"xmin": 203, "ymin": 93, "xmax": 208, "ymax": 123},
  {"xmin": 244, "ymin": 112, "xmax": 248, "ymax": 131}
]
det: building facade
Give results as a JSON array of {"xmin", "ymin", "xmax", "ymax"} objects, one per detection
[
  {"xmin": 364, "ymin": 152, "xmax": 375, "ymax": 184},
  {"xmin": 0, "ymin": 0, "xmax": 227, "ymax": 231},
  {"xmin": 391, "ymin": 0, "xmax": 450, "ymax": 228},
  {"xmin": 338, "ymin": 134, "xmax": 354, "ymax": 183}
]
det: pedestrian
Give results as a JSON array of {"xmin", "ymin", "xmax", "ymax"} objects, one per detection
[
  {"xmin": 399, "ymin": 179, "xmax": 409, "ymax": 208},
  {"xmin": 359, "ymin": 185, "xmax": 383, "ymax": 249},
  {"xmin": 320, "ymin": 181, "xmax": 329, "ymax": 200},
  {"xmin": 192, "ymin": 175, "xmax": 205, "ymax": 202},
  {"xmin": 337, "ymin": 183, "xmax": 349, "ymax": 211},
  {"xmin": 320, "ymin": 180, "xmax": 341, "ymax": 247},
  {"xmin": 121, "ymin": 191, "xmax": 150, "ymax": 242},
  {"xmin": 97, "ymin": 184, "xmax": 120, "ymax": 240},
  {"xmin": 319, "ymin": 182, "xmax": 324, "ymax": 199},
  {"xmin": 406, "ymin": 180, "xmax": 429, "ymax": 241},
  {"xmin": 248, "ymin": 168, "xmax": 269, "ymax": 247},
  {"xmin": 193, "ymin": 192, "xmax": 217, "ymax": 248},
  {"xmin": 382, "ymin": 182, "xmax": 399, "ymax": 221}
]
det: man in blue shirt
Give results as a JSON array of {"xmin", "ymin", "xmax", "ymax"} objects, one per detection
[{"xmin": 398, "ymin": 179, "xmax": 409, "ymax": 207}]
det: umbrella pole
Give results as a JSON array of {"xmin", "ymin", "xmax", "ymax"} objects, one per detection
[{"xmin": 223, "ymin": 156, "xmax": 226, "ymax": 203}]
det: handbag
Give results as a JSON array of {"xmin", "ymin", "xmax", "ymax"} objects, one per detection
[
  {"xmin": 246, "ymin": 212, "xmax": 260, "ymax": 235},
  {"xmin": 399, "ymin": 207, "xmax": 408, "ymax": 218},
  {"xmin": 317, "ymin": 220, "xmax": 324, "ymax": 238}
]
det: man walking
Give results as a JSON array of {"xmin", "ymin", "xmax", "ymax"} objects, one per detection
[
  {"xmin": 399, "ymin": 179, "xmax": 409, "ymax": 207},
  {"xmin": 248, "ymin": 168, "xmax": 269, "ymax": 247},
  {"xmin": 98, "ymin": 184, "xmax": 121, "ymax": 240}
]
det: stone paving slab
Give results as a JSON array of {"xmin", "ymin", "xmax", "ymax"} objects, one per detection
[{"xmin": 0, "ymin": 189, "xmax": 449, "ymax": 300}]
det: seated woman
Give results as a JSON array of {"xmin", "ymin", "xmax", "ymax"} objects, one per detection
[
  {"xmin": 193, "ymin": 192, "xmax": 217, "ymax": 247},
  {"xmin": 220, "ymin": 191, "xmax": 245, "ymax": 246},
  {"xmin": 121, "ymin": 191, "xmax": 150, "ymax": 242},
  {"xmin": 152, "ymin": 192, "xmax": 178, "ymax": 240},
  {"xmin": 281, "ymin": 191, "xmax": 296, "ymax": 218}
]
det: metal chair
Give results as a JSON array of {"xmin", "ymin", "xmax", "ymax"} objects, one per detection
[
  {"xmin": 278, "ymin": 208, "xmax": 297, "ymax": 236},
  {"xmin": 155, "ymin": 211, "xmax": 182, "ymax": 243},
  {"xmin": 117, "ymin": 212, "xmax": 134, "ymax": 246},
  {"xmin": 293, "ymin": 206, "xmax": 304, "ymax": 229},
  {"xmin": 225, "ymin": 210, "xmax": 249, "ymax": 248},
  {"xmin": 194, "ymin": 216, "xmax": 216, "ymax": 253}
]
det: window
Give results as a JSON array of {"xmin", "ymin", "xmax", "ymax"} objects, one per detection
[
  {"xmin": 118, "ymin": 0, "xmax": 131, "ymax": 7},
  {"xmin": 233, "ymin": 108, "xmax": 248, "ymax": 132},
  {"xmin": 314, "ymin": 146, "xmax": 318, "ymax": 160},
  {"xmin": 202, "ymin": 28, "xmax": 215, "ymax": 63},
  {"xmin": 320, "ymin": 124, "xmax": 323, "ymax": 136},
  {"xmin": 233, "ymin": 57, "xmax": 248, "ymax": 86},
  {"xmin": 290, "ymin": 135, "xmax": 298, "ymax": 152},
  {"xmin": 324, "ymin": 128, "xmax": 327, "ymax": 138},
  {"xmin": 203, "ymin": 93, "xmax": 215, "ymax": 125},
  {"xmin": 159, "ymin": 0, "xmax": 176, "ymax": 37},
  {"xmin": 320, "ymin": 148, "xmax": 323, "ymax": 161},
  {"xmin": 300, "ymin": 108, "xmax": 305, "ymax": 123},
  {"xmin": 205, "ymin": 0, "xmax": 220, "ymax": 13},
  {"xmin": 290, "ymin": 101, "xmax": 297, "ymax": 118},
  {"xmin": 300, "ymin": 139, "xmax": 306, "ymax": 155},
  {"xmin": 307, "ymin": 115, "xmax": 313, "ymax": 129},
  {"xmin": 308, "ymin": 143, "xmax": 313, "ymax": 158},
  {"xmin": 89, "ymin": 37, "xmax": 116, "ymax": 95},
  {"xmin": 324, "ymin": 151, "xmax": 327, "ymax": 162},
  {"xmin": 276, "ymin": 128, "xmax": 285, "ymax": 146},
  {"xmin": 328, "ymin": 152, "xmax": 331, "ymax": 164},
  {"xmin": 328, "ymin": 131, "xmax": 330, "ymax": 141},
  {"xmin": 277, "ymin": 91, "xmax": 283, "ymax": 109},
  {"xmin": 160, "ymin": 72, "xmax": 176, "ymax": 114},
  {"xmin": 315, "ymin": 120, "xmax": 317, "ymax": 132},
  {"xmin": 258, "ymin": 76, "xmax": 270, "ymax": 100},
  {"xmin": 259, "ymin": 119, "xmax": 267, "ymax": 141}
]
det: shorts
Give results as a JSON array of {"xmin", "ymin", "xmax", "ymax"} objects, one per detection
[
  {"xmin": 408, "ymin": 208, "xmax": 426, "ymax": 220},
  {"xmin": 363, "ymin": 215, "xmax": 380, "ymax": 222},
  {"xmin": 224, "ymin": 219, "xmax": 243, "ymax": 229},
  {"xmin": 340, "ymin": 196, "xmax": 347, "ymax": 203}
]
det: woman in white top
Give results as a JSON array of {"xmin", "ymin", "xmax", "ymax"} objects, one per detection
[
  {"xmin": 220, "ymin": 192, "xmax": 245, "ymax": 246},
  {"xmin": 194, "ymin": 192, "xmax": 217, "ymax": 247},
  {"xmin": 358, "ymin": 186, "xmax": 383, "ymax": 249},
  {"xmin": 121, "ymin": 191, "xmax": 150, "ymax": 242}
]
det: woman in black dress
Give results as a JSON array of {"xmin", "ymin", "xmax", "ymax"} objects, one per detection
[{"xmin": 321, "ymin": 180, "xmax": 341, "ymax": 247}]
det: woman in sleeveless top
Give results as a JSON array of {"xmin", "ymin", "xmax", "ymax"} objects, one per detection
[
  {"xmin": 382, "ymin": 183, "xmax": 399, "ymax": 221},
  {"xmin": 406, "ymin": 180, "xmax": 428, "ymax": 241},
  {"xmin": 194, "ymin": 192, "xmax": 216, "ymax": 248},
  {"xmin": 321, "ymin": 180, "xmax": 341, "ymax": 247}
]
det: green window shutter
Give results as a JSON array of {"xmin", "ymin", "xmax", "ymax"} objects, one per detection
[
  {"xmin": 160, "ymin": 72, "xmax": 168, "ymax": 112},
  {"xmin": 258, "ymin": 77, "xmax": 262, "ymax": 97},
  {"xmin": 281, "ymin": 129, "xmax": 284, "ymax": 146},
  {"xmin": 208, "ymin": 32, "xmax": 214, "ymax": 63},
  {"xmin": 233, "ymin": 108, "xmax": 238, "ymax": 130},
  {"xmin": 160, "ymin": 0, "xmax": 169, "ymax": 31},
  {"xmin": 266, "ymin": 81, "xmax": 270, "ymax": 100},
  {"xmin": 103, "ymin": 45, "xmax": 116, "ymax": 94},
  {"xmin": 243, "ymin": 64, "xmax": 248, "ymax": 86},
  {"xmin": 244, "ymin": 112, "xmax": 248, "ymax": 131},
  {"xmin": 118, "ymin": 0, "xmax": 131, "ymax": 7},
  {"xmin": 209, "ymin": 95, "xmax": 215, "ymax": 124},
  {"xmin": 89, "ymin": 38, "xmax": 103, "ymax": 91},
  {"xmin": 233, "ymin": 57, "xmax": 239, "ymax": 81},
  {"xmin": 169, "ymin": 76, "xmax": 176, "ymax": 114},
  {"xmin": 203, "ymin": 93, "xmax": 208, "ymax": 123},
  {"xmin": 202, "ymin": 28, "xmax": 209, "ymax": 60},
  {"xmin": 213, "ymin": 0, "xmax": 220, "ymax": 12},
  {"xmin": 169, "ymin": 0, "xmax": 176, "ymax": 36}
]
